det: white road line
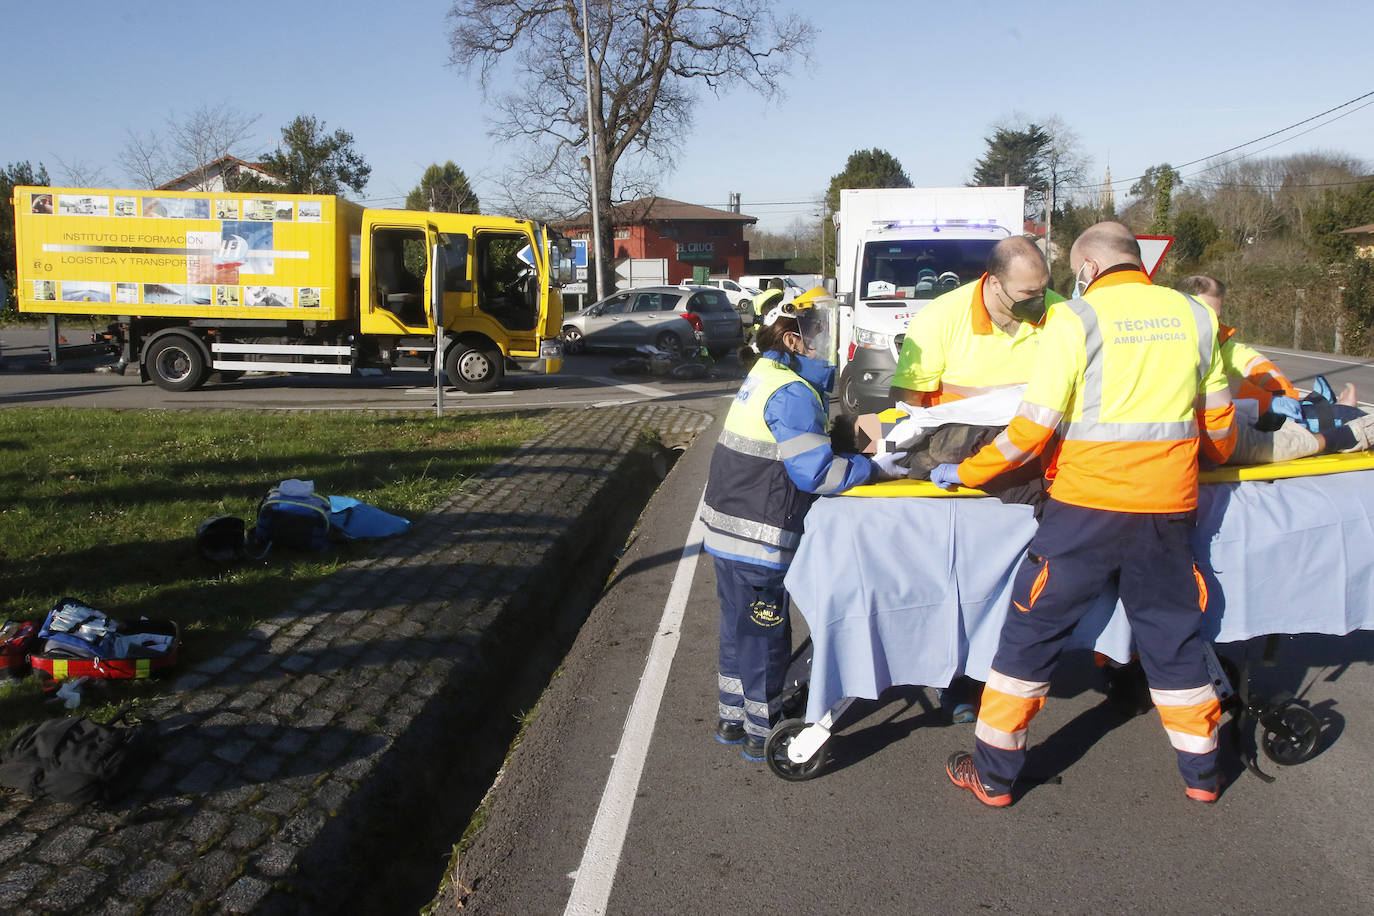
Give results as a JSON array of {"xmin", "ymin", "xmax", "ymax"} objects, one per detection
[
  {"xmin": 1261, "ymin": 347, "xmax": 1374, "ymax": 367},
  {"xmin": 588, "ymin": 376, "xmax": 666, "ymax": 399},
  {"xmin": 563, "ymin": 493, "xmax": 707, "ymax": 916}
]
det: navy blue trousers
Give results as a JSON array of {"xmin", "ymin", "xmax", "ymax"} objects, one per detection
[
  {"xmin": 975, "ymin": 499, "xmax": 1221, "ymax": 791},
  {"xmin": 714, "ymin": 556, "xmax": 792, "ymax": 741}
]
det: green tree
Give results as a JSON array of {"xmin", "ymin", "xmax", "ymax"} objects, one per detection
[
  {"xmin": 820, "ymin": 148, "xmax": 912, "ymax": 274},
  {"xmin": 824, "ymin": 149, "xmax": 912, "ymax": 213},
  {"xmin": 405, "ymin": 162, "xmax": 480, "ymax": 213},
  {"xmin": 249, "ymin": 115, "xmax": 371, "ymax": 195},
  {"xmin": 1307, "ymin": 179, "xmax": 1374, "ymax": 262},
  {"xmin": 1148, "ymin": 167, "xmax": 1176, "ymax": 234},
  {"xmin": 448, "ymin": 0, "xmax": 814, "ymax": 298},
  {"xmin": 1, "ymin": 161, "xmax": 51, "ymax": 319},
  {"xmin": 1129, "ymin": 163, "xmax": 1183, "ymax": 232},
  {"xmin": 1171, "ymin": 210, "xmax": 1221, "ymax": 264},
  {"xmin": 969, "ymin": 123, "xmax": 1051, "ymax": 218}
]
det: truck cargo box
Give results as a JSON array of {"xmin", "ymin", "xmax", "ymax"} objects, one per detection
[{"xmin": 14, "ymin": 187, "xmax": 360, "ymax": 322}]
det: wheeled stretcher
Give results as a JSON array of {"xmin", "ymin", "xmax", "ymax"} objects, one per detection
[{"xmin": 764, "ymin": 455, "xmax": 1374, "ymax": 781}]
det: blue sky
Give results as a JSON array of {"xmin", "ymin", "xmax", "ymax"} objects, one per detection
[{"xmin": 4, "ymin": 1, "xmax": 1371, "ymax": 233}]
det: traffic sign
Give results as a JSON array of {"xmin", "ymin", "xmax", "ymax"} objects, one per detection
[
  {"xmin": 1136, "ymin": 235, "xmax": 1174, "ymax": 278},
  {"xmin": 571, "ymin": 239, "xmax": 589, "ymax": 268},
  {"xmin": 516, "ymin": 244, "xmax": 536, "ymax": 268}
]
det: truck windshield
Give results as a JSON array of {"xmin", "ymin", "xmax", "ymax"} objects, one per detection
[{"xmin": 859, "ymin": 239, "xmax": 997, "ymax": 303}]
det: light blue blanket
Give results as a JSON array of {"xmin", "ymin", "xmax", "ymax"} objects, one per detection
[{"xmin": 784, "ymin": 470, "xmax": 1374, "ymax": 723}]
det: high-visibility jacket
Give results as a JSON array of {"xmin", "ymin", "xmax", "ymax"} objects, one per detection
[
  {"xmin": 958, "ymin": 269, "xmax": 1236, "ymax": 513},
  {"xmin": 702, "ymin": 351, "xmax": 873, "ymax": 568},
  {"xmin": 891, "ymin": 275, "xmax": 1058, "ymax": 407},
  {"xmin": 1218, "ymin": 325, "xmax": 1299, "ymax": 413}
]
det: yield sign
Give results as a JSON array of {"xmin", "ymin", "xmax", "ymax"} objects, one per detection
[{"xmin": 1136, "ymin": 235, "xmax": 1174, "ymax": 278}]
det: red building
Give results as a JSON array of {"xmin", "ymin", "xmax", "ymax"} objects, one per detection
[{"xmin": 559, "ymin": 196, "xmax": 757, "ymax": 284}]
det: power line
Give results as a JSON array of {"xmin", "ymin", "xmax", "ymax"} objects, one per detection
[{"xmin": 1070, "ymin": 89, "xmax": 1374, "ymax": 191}]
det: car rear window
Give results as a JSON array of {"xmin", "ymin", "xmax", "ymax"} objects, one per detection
[{"xmin": 687, "ymin": 290, "xmax": 732, "ymax": 313}]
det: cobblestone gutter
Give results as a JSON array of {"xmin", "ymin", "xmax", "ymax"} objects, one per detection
[{"xmin": 0, "ymin": 403, "xmax": 712, "ymax": 914}]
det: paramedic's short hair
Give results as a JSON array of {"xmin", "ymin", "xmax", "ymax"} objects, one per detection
[
  {"xmin": 1072, "ymin": 221, "xmax": 1142, "ymax": 267},
  {"xmin": 1176, "ymin": 275, "xmax": 1226, "ymax": 299},
  {"xmin": 986, "ymin": 236, "xmax": 1046, "ymax": 281}
]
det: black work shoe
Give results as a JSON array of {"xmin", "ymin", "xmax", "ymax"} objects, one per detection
[
  {"xmin": 945, "ymin": 751, "xmax": 1012, "ymax": 807},
  {"xmin": 741, "ymin": 734, "xmax": 766, "ymax": 761},
  {"xmin": 715, "ymin": 719, "xmax": 745, "ymax": 745}
]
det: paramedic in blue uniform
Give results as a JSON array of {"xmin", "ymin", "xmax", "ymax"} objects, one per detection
[{"xmin": 702, "ymin": 291, "xmax": 908, "ymax": 760}]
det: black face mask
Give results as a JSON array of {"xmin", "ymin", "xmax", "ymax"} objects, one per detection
[{"xmin": 1008, "ymin": 293, "xmax": 1047, "ymax": 324}]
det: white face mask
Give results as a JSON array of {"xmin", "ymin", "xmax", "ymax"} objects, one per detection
[{"xmin": 1071, "ymin": 262, "xmax": 1094, "ymax": 299}]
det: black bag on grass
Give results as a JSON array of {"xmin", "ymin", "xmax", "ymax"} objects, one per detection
[
  {"xmin": 0, "ymin": 715, "xmax": 155, "ymax": 805},
  {"xmin": 252, "ymin": 485, "xmax": 332, "ymax": 553}
]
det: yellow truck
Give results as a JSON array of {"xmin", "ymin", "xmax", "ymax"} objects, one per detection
[{"xmin": 12, "ymin": 186, "xmax": 573, "ymax": 391}]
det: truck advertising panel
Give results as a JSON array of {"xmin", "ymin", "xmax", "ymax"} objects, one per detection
[{"xmin": 15, "ymin": 188, "xmax": 354, "ymax": 321}]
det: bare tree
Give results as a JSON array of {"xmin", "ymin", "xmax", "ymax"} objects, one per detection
[
  {"xmin": 51, "ymin": 155, "xmax": 110, "ymax": 188},
  {"xmin": 116, "ymin": 102, "xmax": 259, "ymax": 189},
  {"xmin": 1039, "ymin": 116, "xmax": 1091, "ymax": 257},
  {"xmin": 448, "ymin": 0, "xmax": 815, "ymax": 295}
]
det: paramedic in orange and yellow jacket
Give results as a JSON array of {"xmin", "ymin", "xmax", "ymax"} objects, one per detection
[{"xmin": 932, "ymin": 221, "xmax": 1237, "ymax": 807}]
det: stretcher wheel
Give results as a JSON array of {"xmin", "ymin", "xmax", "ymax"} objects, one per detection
[
  {"xmin": 764, "ymin": 718, "xmax": 825, "ymax": 782},
  {"xmin": 1260, "ymin": 703, "xmax": 1320, "ymax": 766}
]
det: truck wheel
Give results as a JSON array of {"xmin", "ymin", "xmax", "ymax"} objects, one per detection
[
  {"xmin": 145, "ymin": 336, "xmax": 208, "ymax": 392},
  {"xmin": 445, "ymin": 342, "xmax": 504, "ymax": 393}
]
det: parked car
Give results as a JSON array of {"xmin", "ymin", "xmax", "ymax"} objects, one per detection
[
  {"xmin": 560, "ymin": 286, "xmax": 744, "ymax": 358},
  {"xmin": 738, "ymin": 275, "xmax": 808, "ymax": 304},
  {"xmin": 701, "ymin": 278, "xmax": 762, "ymax": 326}
]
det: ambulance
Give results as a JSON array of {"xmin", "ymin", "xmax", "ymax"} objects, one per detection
[
  {"xmin": 11, "ymin": 186, "xmax": 574, "ymax": 391},
  {"xmin": 833, "ymin": 186, "xmax": 1026, "ymax": 413}
]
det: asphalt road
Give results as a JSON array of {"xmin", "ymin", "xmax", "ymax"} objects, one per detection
[
  {"xmin": 5, "ymin": 322, "xmax": 1374, "ymax": 914},
  {"xmin": 445, "ymin": 344, "xmax": 1374, "ymax": 915},
  {"xmin": 0, "ymin": 323, "xmax": 745, "ymax": 411}
]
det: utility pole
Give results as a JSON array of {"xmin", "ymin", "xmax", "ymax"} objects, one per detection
[{"xmin": 580, "ymin": 0, "xmax": 604, "ymax": 301}]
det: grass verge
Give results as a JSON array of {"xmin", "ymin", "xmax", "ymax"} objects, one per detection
[{"xmin": 0, "ymin": 406, "xmax": 548, "ymax": 737}]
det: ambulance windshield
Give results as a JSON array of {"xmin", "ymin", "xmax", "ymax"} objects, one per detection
[{"xmin": 859, "ymin": 239, "xmax": 996, "ymax": 303}]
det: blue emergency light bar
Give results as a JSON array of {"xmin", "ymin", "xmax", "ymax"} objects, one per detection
[{"xmin": 873, "ymin": 219, "xmax": 1006, "ymax": 232}]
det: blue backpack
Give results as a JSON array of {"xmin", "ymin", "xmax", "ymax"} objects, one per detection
[{"xmin": 253, "ymin": 486, "xmax": 333, "ymax": 553}]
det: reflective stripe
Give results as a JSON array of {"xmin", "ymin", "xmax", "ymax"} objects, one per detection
[
  {"xmin": 1017, "ymin": 402, "xmax": 1063, "ymax": 429},
  {"xmin": 718, "ymin": 674, "xmax": 743, "ymax": 696},
  {"xmin": 1151, "ymin": 685, "xmax": 1217, "ymax": 707},
  {"xmin": 1164, "ymin": 728, "xmax": 1219, "ymax": 755},
  {"xmin": 778, "ymin": 431, "xmax": 830, "ymax": 459},
  {"xmin": 744, "ymin": 698, "xmax": 770, "ymax": 720},
  {"xmin": 718, "ymin": 703, "xmax": 744, "ymax": 721},
  {"xmin": 1204, "ymin": 424, "xmax": 1232, "ymax": 441},
  {"xmin": 1061, "ymin": 419, "xmax": 1198, "ymax": 441},
  {"xmin": 986, "ymin": 669, "xmax": 1051, "ymax": 700},
  {"xmin": 53, "ymin": 659, "xmax": 68, "ymax": 679},
  {"xmin": 813, "ymin": 457, "xmax": 851, "ymax": 495},
  {"xmin": 976, "ymin": 719, "xmax": 1028, "ymax": 750},
  {"xmin": 943, "ymin": 381, "xmax": 1024, "ymax": 398},
  {"xmin": 993, "ymin": 432, "xmax": 1031, "ymax": 464},
  {"xmin": 1202, "ymin": 389, "xmax": 1232, "ymax": 409},
  {"xmin": 1182, "ymin": 293, "xmax": 1214, "ymax": 389},
  {"xmin": 700, "ymin": 505, "xmax": 800, "ymax": 548},
  {"xmin": 1065, "ymin": 297, "xmax": 1104, "ymax": 423},
  {"xmin": 136, "ymin": 658, "xmax": 151, "ymax": 678},
  {"xmin": 703, "ymin": 529, "xmax": 794, "ymax": 565},
  {"xmin": 1028, "ymin": 562, "xmax": 1050, "ymax": 609},
  {"xmin": 717, "ymin": 427, "xmax": 780, "ymax": 459}
]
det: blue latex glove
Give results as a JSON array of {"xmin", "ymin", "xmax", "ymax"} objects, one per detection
[
  {"xmin": 1268, "ymin": 396, "xmax": 1303, "ymax": 425},
  {"xmin": 930, "ymin": 463, "xmax": 963, "ymax": 490},
  {"xmin": 871, "ymin": 451, "xmax": 910, "ymax": 481}
]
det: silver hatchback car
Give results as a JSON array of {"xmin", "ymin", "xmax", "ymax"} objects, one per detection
[{"xmin": 561, "ymin": 286, "xmax": 744, "ymax": 358}]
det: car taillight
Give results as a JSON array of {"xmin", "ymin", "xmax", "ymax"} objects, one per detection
[{"xmin": 680, "ymin": 312, "xmax": 704, "ymax": 332}]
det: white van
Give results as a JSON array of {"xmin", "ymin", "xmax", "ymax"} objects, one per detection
[
  {"xmin": 738, "ymin": 275, "xmax": 806, "ymax": 304},
  {"xmin": 701, "ymin": 277, "xmax": 761, "ymax": 325}
]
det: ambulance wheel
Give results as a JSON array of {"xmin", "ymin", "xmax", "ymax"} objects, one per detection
[
  {"xmin": 765, "ymin": 718, "xmax": 825, "ymax": 782},
  {"xmin": 145, "ymin": 335, "xmax": 208, "ymax": 391},
  {"xmin": 445, "ymin": 342, "xmax": 504, "ymax": 393},
  {"xmin": 838, "ymin": 366, "xmax": 862, "ymax": 415},
  {"xmin": 1260, "ymin": 703, "xmax": 1320, "ymax": 765}
]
